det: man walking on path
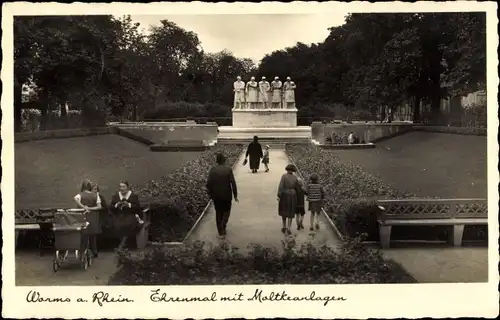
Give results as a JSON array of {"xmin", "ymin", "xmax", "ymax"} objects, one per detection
[{"xmin": 206, "ymin": 153, "xmax": 239, "ymax": 239}]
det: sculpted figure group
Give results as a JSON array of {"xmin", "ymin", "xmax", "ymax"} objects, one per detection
[{"xmin": 233, "ymin": 76, "xmax": 296, "ymax": 109}]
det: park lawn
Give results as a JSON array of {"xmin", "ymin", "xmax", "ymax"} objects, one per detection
[
  {"xmin": 327, "ymin": 131, "xmax": 487, "ymax": 198},
  {"xmin": 286, "ymin": 132, "xmax": 488, "ymax": 243},
  {"xmin": 15, "ymin": 134, "xmax": 203, "ymax": 209}
]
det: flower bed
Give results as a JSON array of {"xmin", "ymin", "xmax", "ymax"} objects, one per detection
[
  {"xmin": 108, "ymin": 237, "xmax": 417, "ymax": 285},
  {"xmin": 286, "ymin": 145, "xmax": 487, "ymax": 243},
  {"xmin": 137, "ymin": 144, "xmax": 242, "ymax": 242}
]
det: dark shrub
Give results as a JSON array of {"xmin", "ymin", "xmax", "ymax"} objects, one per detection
[
  {"xmin": 136, "ymin": 144, "xmax": 242, "ymax": 242},
  {"xmin": 109, "ymin": 237, "xmax": 417, "ymax": 285}
]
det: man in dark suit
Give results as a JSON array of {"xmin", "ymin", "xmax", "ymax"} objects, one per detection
[{"xmin": 206, "ymin": 153, "xmax": 239, "ymax": 239}]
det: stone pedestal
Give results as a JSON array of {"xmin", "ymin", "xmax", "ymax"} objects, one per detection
[{"xmin": 232, "ymin": 108, "xmax": 298, "ymax": 128}]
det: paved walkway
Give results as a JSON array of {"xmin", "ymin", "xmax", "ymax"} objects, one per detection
[
  {"xmin": 15, "ymin": 250, "xmax": 118, "ymax": 286},
  {"xmin": 187, "ymin": 148, "xmax": 342, "ymax": 252},
  {"xmin": 382, "ymin": 246, "xmax": 488, "ymax": 283}
]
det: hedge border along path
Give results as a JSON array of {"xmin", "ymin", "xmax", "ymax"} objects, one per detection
[
  {"xmin": 285, "ymin": 144, "xmax": 488, "ymax": 243},
  {"xmin": 109, "ymin": 236, "xmax": 418, "ymax": 285},
  {"xmin": 136, "ymin": 144, "xmax": 243, "ymax": 243}
]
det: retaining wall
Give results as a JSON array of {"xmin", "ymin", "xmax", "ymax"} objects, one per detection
[{"xmin": 110, "ymin": 122, "xmax": 218, "ymax": 146}]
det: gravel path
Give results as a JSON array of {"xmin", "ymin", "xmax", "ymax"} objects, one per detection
[
  {"xmin": 15, "ymin": 250, "xmax": 118, "ymax": 286},
  {"xmin": 382, "ymin": 246, "xmax": 488, "ymax": 283}
]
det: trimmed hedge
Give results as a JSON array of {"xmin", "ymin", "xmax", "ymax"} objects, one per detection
[
  {"xmin": 15, "ymin": 126, "xmax": 115, "ymax": 142},
  {"xmin": 109, "ymin": 236, "xmax": 417, "ymax": 285},
  {"xmin": 141, "ymin": 101, "xmax": 231, "ymax": 120},
  {"xmin": 286, "ymin": 145, "xmax": 487, "ymax": 243},
  {"xmin": 136, "ymin": 145, "xmax": 242, "ymax": 242}
]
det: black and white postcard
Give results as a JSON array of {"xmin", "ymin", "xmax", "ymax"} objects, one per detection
[{"xmin": 2, "ymin": 1, "xmax": 498, "ymax": 318}]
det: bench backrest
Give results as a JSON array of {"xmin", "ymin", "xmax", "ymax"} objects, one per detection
[
  {"xmin": 15, "ymin": 209, "xmax": 45, "ymax": 225},
  {"xmin": 15, "ymin": 207, "xmax": 150, "ymax": 225},
  {"xmin": 377, "ymin": 199, "xmax": 488, "ymax": 220}
]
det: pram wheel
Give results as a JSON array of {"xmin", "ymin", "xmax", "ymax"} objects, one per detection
[
  {"xmin": 86, "ymin": 250, "xmax": 93, "ymax": 267},
  {"xmin": 81, "ymin": 253, "xmax": 89, "ymax": 270},
  {"xmin": 53, "ymin": 260, "xmax": 60, "ymax": 272}
]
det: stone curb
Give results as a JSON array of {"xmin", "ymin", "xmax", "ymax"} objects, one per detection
[{"xmin": 146, "ymin": 148, "xmax": 244, "ymax": 247}]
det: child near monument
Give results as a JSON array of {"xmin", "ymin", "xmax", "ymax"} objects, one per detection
[{"xmin": 262, "ymin": 145, "xmax": 270, "ymax": 172}]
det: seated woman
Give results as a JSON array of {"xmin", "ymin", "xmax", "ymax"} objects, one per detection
[
  {"xmin": 109, "ymin": 180, "xmax": 143, "ymax": 250},
  {"xmin": 74, "ymin": 179, "xmax": 102, "ymax": 257}
]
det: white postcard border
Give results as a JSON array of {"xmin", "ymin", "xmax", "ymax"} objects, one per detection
[{"xmin": 2, "ymin": 2, "xmax": 499, "ymax": 319}]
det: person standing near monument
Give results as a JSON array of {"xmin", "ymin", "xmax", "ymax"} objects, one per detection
[
  {"xmin": 233, "ymin": 76, "xmax": 246, "ymax": 109},
  {"xmin": 245, "ymin": 135, "xmax": 263, "ymax": 173},
  {"xmin": 258, "ymin": 76, "xmax": 271, "ymax": 108},
  {"xmin": 245, "ymin": 76, "xmax": 259, "ymax": 109},
  {"xmin": 270, "ymin": 77, "xmax": 283, "ymax": 108},
  {"xmin": 206, "ymin": 153, "xmax": 239, "ymax": 239},
  {"xmin": 283, "ymin": 77, "xmax": 297, "ymax": 109}
]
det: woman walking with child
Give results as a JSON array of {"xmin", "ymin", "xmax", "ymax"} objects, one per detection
[
  {"xmin": 277, "ymin": 164, "xmax": 302, "ymax": 235},
  {"xmin": 245, "ymin": 136, "xmax": 263, "ymax": 173}
]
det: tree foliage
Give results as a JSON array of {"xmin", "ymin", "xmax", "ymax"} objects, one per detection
[
  {"xmin": 257, "ymin": 12, "xmax": 486, "ymax": 123},
  {"xmin": 14, "ymin": 13, "xmax": 485, "ymax": 131}
]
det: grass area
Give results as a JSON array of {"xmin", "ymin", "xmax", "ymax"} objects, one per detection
[
  {"xmin": 325, "ymin": 131, "xmax": 487, "ymax": 198},
  {"xmin": 15, "ymin": 134, "xmax": 203, "ymax": 209},
  {"xmin": 286, "ymin": 132, "xmax": 488, "ymax": 243}
]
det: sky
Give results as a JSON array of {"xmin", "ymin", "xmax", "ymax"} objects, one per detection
[{"xmin": 128, "ymin": 14, "xmax": 348, "ymax": 63}]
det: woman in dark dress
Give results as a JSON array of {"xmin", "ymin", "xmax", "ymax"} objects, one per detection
[
  {"xmin": 245, "ymin": 136, "xmax": 263, "ymax": 173},
  {"xmin": 277, "ymin": 164, "xmax": 302, "ymax": 235},
  {"xmin": 74, "ymin": 179, "xmax": 102, "ymax": 257},
  {"xmin": 109, "ymin": 180, "xmax": 142, "ymax": 249}
]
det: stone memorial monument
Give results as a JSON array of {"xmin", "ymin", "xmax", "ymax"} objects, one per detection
[
  {"xmin": 233, "ymin": 76, "xmax": 246, "ymax": 109},
  {"xmin": 283, "ymin": 77, "xmax": 297, "ymax": 109},
  {"xmin": 258, "ymin": 76, "xmax": 271, "ymax": 109},
  {"xmin": 270, "ymin": 77, "xmax": 283, "ymax": 109},
  {"xmin": 231, "ymin": 75, "xmax": 298, "ymax": 128},
  {"xmin": 222, "ymin": 75, "xmax": 308, "ymax": 141},
  {"xmin": 245, "ymin": 76, "xmax": 259, "ymax": 109}
]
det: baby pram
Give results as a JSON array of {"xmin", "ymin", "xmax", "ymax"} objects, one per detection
[{"xmin": 52, "ymin": 209, "xmax": 93, "ymax": 272}]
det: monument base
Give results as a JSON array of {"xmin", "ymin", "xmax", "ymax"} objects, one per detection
[{"xmin": 232, "ymin": 108, "xmax": 298, "ymax": 128}]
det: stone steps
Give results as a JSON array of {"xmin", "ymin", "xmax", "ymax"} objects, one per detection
[{"xmin": 217, "ymin": 137, "xmax": 311, "ymax": 147}]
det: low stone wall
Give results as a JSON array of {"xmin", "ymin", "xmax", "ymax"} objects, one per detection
[
  {"xmin": 311, "ymin": 122, "xmax": 324, "ymax": 143},
  {"xmin": 413, "ymin": 126, "xmax": 487, "ymax": 136},
  {"xmin": 321, "ymin": 143, "xmax": 376, "ymax": 150},
  {"xmin": 318, "ymin": 123, "xmax": 414, "ymax": 144},
  {"xmin": 15, "ymin": 127, "xmax": 115, "ymax": 142},
  {"xmin": 110, "ymin": 122, "xmax": 218, "ymax": 146}
]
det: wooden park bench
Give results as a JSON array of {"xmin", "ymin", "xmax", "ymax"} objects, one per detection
[
  {"xmin": 376, "ymin": 198, "xmax": 488, "ymax": 249},
  {"xmin": 15, "ymin": 207, "xmax": 151, "ymax": 250}
]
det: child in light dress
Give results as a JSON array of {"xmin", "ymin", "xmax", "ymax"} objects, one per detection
[{"xmin": 262, "ymin": 145, "xmax": 270, "ymax": 172}]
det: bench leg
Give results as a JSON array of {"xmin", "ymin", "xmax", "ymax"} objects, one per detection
[
  {"xmin": 449, "ymin": 225, "xmax": 465, "ymax": 247},
  {"xmin": 379, "ymin": 225, "xmax": 392, "ymax": 249},
  {"xmin": 136, "ymin": 225, "xmax": 149, "ymax": 250}
]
